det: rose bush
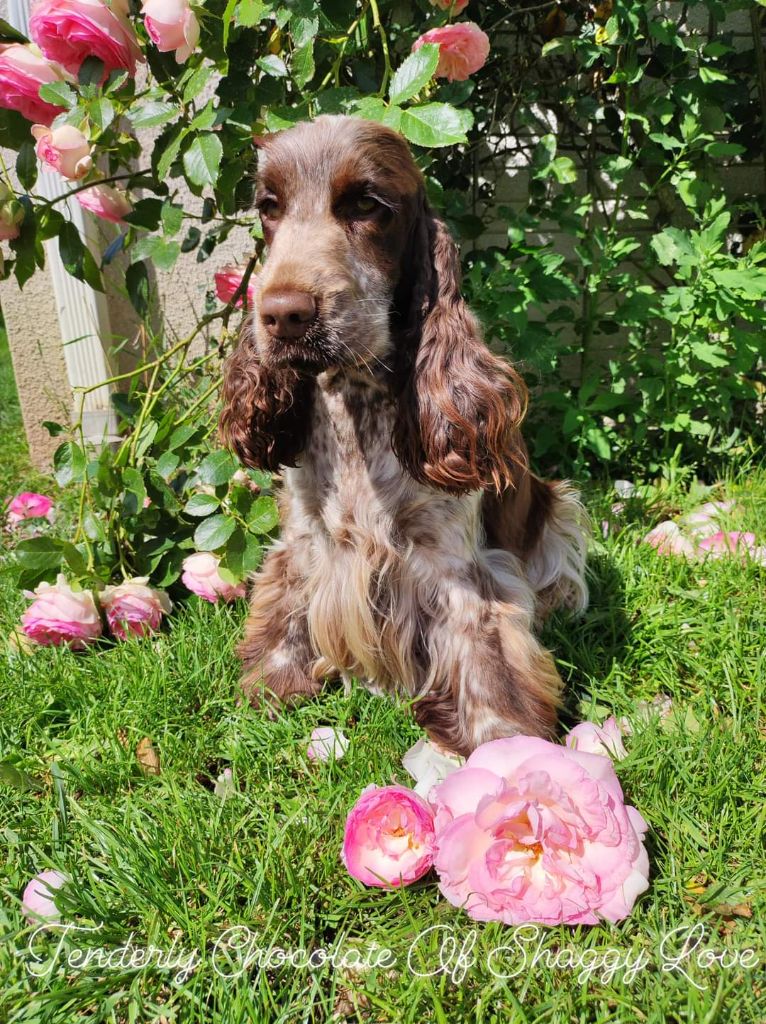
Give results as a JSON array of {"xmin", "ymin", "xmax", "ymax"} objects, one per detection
[{"xmin": 0, "ymin": 0, "xmax": 763, "ymax": 620}]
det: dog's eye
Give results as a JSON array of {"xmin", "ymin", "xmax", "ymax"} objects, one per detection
[
  {"xmin": 259, "ymin": 197, "xmax": 281, "ymax": 220},
  {"xmin": 353, "ymin": 196, "xmax": 380, "ymax": 215}
]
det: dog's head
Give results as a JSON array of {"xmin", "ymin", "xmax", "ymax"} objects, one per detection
[{"xmin": 220, "ymin": 115, "xmax": 528, "ymax": 492}]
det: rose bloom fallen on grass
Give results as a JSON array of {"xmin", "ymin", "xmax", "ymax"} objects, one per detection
[
  {"xmin": 21, "ymin": 869, "xmax": 68, "ymax": 924},
  {"xmin": 343, "ymin": 734, "xmax": 649, "ymax": 926}
]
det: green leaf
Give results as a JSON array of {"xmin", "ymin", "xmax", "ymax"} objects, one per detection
[
  {"xmin": 0, "ymin": 18, "xmax": 29, "ymax": 43},
  {"xmin": 197, "ymin": 450, "xmax": 238, "ymax": 486},
  {"xmin": 126, "ymin": 261, "xmax": 150, "ymax": 317},
  {"xmin": 78, "ymin": 56, "xmax": 104, "ymax": 86},
  {"xmin": 0, "ymin": 762, "xmax": 43, "ymax": 792},
  {"xmin": 54, "ymin": 440, "xmax": 86, "ymax": 486},
  {"xmin": 292, "ymin": 40, "xmax": 314, "ymax": 88},
  {"xmin": 128, "ymin": 101, "xmax": 178, "ymax": 129},
  {"xmin": 238, "ymin": 0, "xmax": 267, "ymax": 26},
  {"xmin": 257, "ymin": 54, "xmax": 288, "ymax": 77},
  {"xmin": 15, "ymin": 537, "xmax": 64, "ymax": 575},
  {"xmin": 389, "ymin": 44, "xmax": 439, "ymax": 105},
  {"xmin": 183, "ymin": 133, "xmax": 223, "ymax": 187},
  {"xmin": 122, "ymin": 466, "xmax": 147, "ymax": 514},
  {"xmin": 58, "ymin": 221, "xmax": 103, "ymax": 292},
  {"xmin": 61, "ymin": 541, "xmax": 87, "ymax": 576},
  {"xmin": 130, "ymin": 234, "xmax": 181, "ymax": 271},
  {"xmin": 585, "ymin": 427, "xmax": 611, "ymax": 460},
  {"xmin": 16, "ymin": 141, "xmax": 36, "ymax": 191},
  {"xmin": 156, "ymin": 126, "xmax": 189, "ymax": 180},
  {"xmin": 123, "ymin": 197, "xmax": 163, "ymax": 230},
  {"xmin": 89, "ymin": 96, "xmax": 115, "ymax": 131},
  {"xmin": 155, "ymin": 451, "xmax": 180, "ymax": 480},
  {"xmin": 194, "ymin": 514, "xmax": 236, "ymax": 551},
  {"xmin": 38, "ymin": 81, "xmax": 76, "ymax": 108},
  {"xmin": 183, "ymin": 65, "xmax": 214, "ymax": 103},
  {"xmin": 185, "ymin": 493, "xmax": 221, "ymax": 517},
  {"xmin": 291, "ymin": 14, "xmax": 318, "ymax": 47},
  {"xmin": 248, "ymin": 495, "xmax": 279, "ymax": 534},
  {"xmin": 242, "ymin": 533, "xmax": 263, "ymax": 572},
  {"xmin": 161, "ymin": 201, "xmax": 184, "ymax": 237},
  {"xmin": 399, "ymin": 103, "xmax": 472, "ymax": 148}
]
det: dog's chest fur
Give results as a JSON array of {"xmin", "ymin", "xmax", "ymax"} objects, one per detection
[{"xmin": 281, "ymin": 371, "xmax": 483, "ymax": 690}]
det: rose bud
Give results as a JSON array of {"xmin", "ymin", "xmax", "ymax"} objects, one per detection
[
  {"xmin": 76, "ymin": 183, "xmax": 132, "ymax": 223},
  {"xmin": 141, "ymin": 0, "xmax": 200, "ymax": 64},
  {"xmin": 181, "ymin": 552, "xmax": 246, "ymax": 604},
  {"xmin": 31, "ymin": 123, "xmax": 92, "ymax": 180}
]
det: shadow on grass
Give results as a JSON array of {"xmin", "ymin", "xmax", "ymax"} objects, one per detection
[{"xmin": 542, "ymin": 551, "xmax": 632, "ymax": 731}]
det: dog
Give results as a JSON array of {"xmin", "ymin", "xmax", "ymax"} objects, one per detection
[{"xmin": 219, "ymin": 115, "xmax": 588, "ymax": 756}]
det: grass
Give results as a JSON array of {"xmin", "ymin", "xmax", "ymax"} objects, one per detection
[{"xmin": 0, "ymin": 341, "xmax": 764, "ymax": 1022}]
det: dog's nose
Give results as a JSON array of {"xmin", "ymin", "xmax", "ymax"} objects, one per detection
[{"xmin": 260, "ymin": 290, "xmax": 316, "ymax": 339}]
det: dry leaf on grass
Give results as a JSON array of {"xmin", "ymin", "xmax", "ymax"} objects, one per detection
[{"xmin": 136, "ymin": 737, "xmax": 161, "ymax": 775}]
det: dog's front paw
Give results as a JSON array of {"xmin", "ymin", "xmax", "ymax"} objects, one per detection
[{"xmin": 242, "ymin": 663, "xmax": 323, "ymax": 715}]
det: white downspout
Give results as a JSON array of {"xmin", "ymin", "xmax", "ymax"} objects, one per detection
[{"xmin": 8, "ymin": 0, "xmax": 119, "ymax": 445}]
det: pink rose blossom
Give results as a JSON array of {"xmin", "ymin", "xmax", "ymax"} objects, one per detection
[
  {"xmin": 100, "ymin": 577, "xmax": 172, "ymax": 640},
  {"xmin": 431, "ymin": 736, "xmax": 649, "ymax": 925},
  {"xmin": 566, "ymin": 716, "xmax": 628, "ymax": 760},
  {"xmin": 402, "ymin": 736, "xmax": 463, "ymax": 800},
  {"xmin": 429, "ymin": 0, "xmax": 469, "ymax": 13},
  {"xmin": 181, "ymin": 552, "xmax": 246, "ymax": 603},
  {"xmin": 642, "ymin": 521, "xmax": 695, "ymax": 557},
  {"xmin": 696, "ymin": 532, "xmax": 761, "ymax": 565},
  {"xmin": 412, "ymin": 22, "xmax": 490, "ymax": 82},
  {"xmin": 214, "ymin": 266, "xmax": 256, "ymax": 308},
  {"xmin": 678, "ymin": 500, "xmax": 736, "ymax": 535},
  {"xmin": 0, "ymin": 43, "xmax": 69, "ymax": 125},
  {"xmin": 21, "ymin": 869, "xmax": 68, "ymax": 924},
  {"xmin": 307, "ymin": 726, "xmax": 349, "ymax": 761},
  {"xmin": 31, "ymin": 123, "xmax": 92, "ymax": 180},
  {"xmin": 342, "ymin": 785, "xmax": 436, "ymax": 888},
  {"xmin": 6, "ymin": 491, "xmax": 54, "ymax": 525},
  {"xmin": 30, "ymin": 0, "xmax": 143, "ymax": 79},
  {"xmin": 21, "ymin": 575, "xmax": 102, "ymax": 648},
  {"xmin": 142, "ymin": 0, "xmax": 199, "ymax": 63},
  {"xmin": 76, "ymin": 183, "xmax": 132, "ymax": 223}
]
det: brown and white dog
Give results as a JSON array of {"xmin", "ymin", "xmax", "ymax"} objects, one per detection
[{"xmin": 220, "ymin": 115, "xmax": 588, "ymax": 756}]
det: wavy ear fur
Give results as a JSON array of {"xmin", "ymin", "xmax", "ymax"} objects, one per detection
[
  {"xmin": 219, "ymin": 331, "xmax": 313, "ymax": 471},
  {"xmin": 392, "ymin": 197, "xmax": 528, "ymax": 495}
]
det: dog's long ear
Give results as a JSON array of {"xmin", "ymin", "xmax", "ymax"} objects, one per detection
[
  {"xmin": 392, "ymin": 196, "xmax": 528, "ymax": 494},
  {"xmin": 219, "ymin": 330, "xmax": 313, "ymax": 471}
]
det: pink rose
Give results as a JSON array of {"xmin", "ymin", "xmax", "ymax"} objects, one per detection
[
  {"xmin": 429, "ymin": 0, "xmax": 469, "ymax": 13},
  {"xmin": 5, "ymin": 491, "xmax": 54, "ymax": 525},
  {"xmin": 342, "ymin": 784, "xmax": 436, "ymax": 888},
  {"xmin": 307, "ymin": 726, "xmax": 349, "ymax": 761},
  {"xmin": 31, "ymin": 123, "xmax": 92, "ymax": 180},
  {"xmin": 21, "ymin": 869, "xmax": 68, "ymax": 924},
  {"xmin": 566, "ymin": 716, "xmax": 628, "ymax": 760},
  {"xmin": 30, "ymin": 0, "xmax": 143, "ymax": 79},
  {"xmin": 214, "ymin": 266, "xmax": 256, "ymax": 308},
  {"xmin": 76, "ymin": 183, "xmax": 132, "ymax": 223},
  {"xmin": 142, "ymin": 0, "xmax": 199, "ymax": 64},
  {"xmin": 678, "ymin": 500, "xmax": 736, "ymax": 535},
  {"xmin": 100, "ymin": 577, "xmax": 172, "ymax": 639},
  {"xmin": 697, "ymin": 530, "xmax": 757, "ymax": 558},
  {"xmin": 0, "ymin": 43, "xmax": 68, "ymax": 126},
  {"xmin": 412, "ymin": 22, "xmax": 489, "ymax": 82},
  {"xmin": 181, "ymin": 552, "xmax": 247, "ymax": 603},
  {"xmin": 642, "ymin": 521, "xmax": 695, "ymax": 557},
  {"xmin": 21, "ymin": 574, "xmax": 103, "ymax": 649},
  {"xmin": 431, "ymin": 736, "xmax": 649, "ymax": 925}
]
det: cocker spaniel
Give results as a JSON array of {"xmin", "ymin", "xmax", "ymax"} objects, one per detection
[{"xmin": 220, "ymin": 115, "xmax": 588, "ymax": 756}]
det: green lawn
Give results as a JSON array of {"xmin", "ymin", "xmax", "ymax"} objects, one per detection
[{"xmin": 0, "ymin": 342, "xmax": 764, "ymax": 1022}]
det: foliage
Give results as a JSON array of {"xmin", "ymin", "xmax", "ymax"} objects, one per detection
[{"xmin": 1, "ymin": 0, "xmax": 766, "ymax": 595}]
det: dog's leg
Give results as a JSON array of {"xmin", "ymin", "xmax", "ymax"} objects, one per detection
[
  {"xmin": 412, "ymin": 556, "xmax": 563, "ymax": 756},
  {"xmin": 239, "ymin": 543, "xmax": 322, "ymax": 709}
]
